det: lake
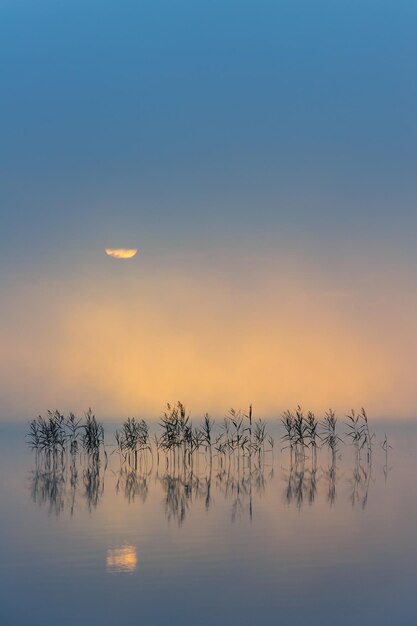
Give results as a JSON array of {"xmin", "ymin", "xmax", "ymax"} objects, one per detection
[{"xmin": 1, "ymin": 419, "xmax": 416, "ymax": 625}]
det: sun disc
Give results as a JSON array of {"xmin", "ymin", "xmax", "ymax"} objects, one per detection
[{"xmin": 105, "ymin": 248, "xmax": 138, "ymax": 259}]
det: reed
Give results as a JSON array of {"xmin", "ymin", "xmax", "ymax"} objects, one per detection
[
  {"xmin": 28, "ymin": 402, "xmax": 377, "ymax": 489},
  {"xmin": 159, "ymin": 401, "xmax": 189, "ymax": 455},
  {"xmin": 281, "ymin": 406, "xmax": 311, "ymax": 462},
  {"xmin": 27, "ymin": 409, "xmax": 105, "ymax": 465},
  {"xmin": 252, "ymin": 419, "xmax": 269, "ymax": 461},
  {"xmin": 27, "ymin": 411, "xmax": 67, "ymax": 464},
  {"xmin": 345, "ymin": 409, "xmax": 365, "ymax": 445},
  {"xmin": 115, "ymin": 417, "xmax": 150, "ymax": 468},
  {"xmin": 360, "ymin": 407, "xmax": 374, "ymax": 463},
  {"xmin": 201, "ymin": 413, "xmax": 214, "ymax": 458},
  {"xmin": 81, "ymin": 409, "xmax": 105, "ymax": 458},
  {"xmin": 305, "ymin": 411, "xmax": 318, "ymax": 458},
  {"xmin": 321, "ymin": 409, "xmax": 338, "ymax": 450},
  {"xmin": 281, "ymin": 409, "xmax": 295, "ymax": 450},
  {"xmin": 27, "ymin": 402, "xmax": 388, "ymax": 519},
  {"xmin": 381, "ymin": 432, "xmax": 392, "ymax": 482}
]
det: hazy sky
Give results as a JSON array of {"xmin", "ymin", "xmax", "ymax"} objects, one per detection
[{"xmin": 1, "ymin": 1, "xmax": 417, "ymax": 420}]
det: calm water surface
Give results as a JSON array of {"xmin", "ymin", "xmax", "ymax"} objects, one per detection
[{"xmin": 1, "ymin": 422, "xmax": 417, "ymax": 625}]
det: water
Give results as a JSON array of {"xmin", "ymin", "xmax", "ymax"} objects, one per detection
[{"xmin": 1, "ymin": 422, "xmax": 417, "ymax": 625}]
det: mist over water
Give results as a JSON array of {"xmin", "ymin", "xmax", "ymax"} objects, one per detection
[
  {"xmin": 2, "ymin": 0, "xmax": 417, "ymax": 624},
  {"xmin": 3, "ymin": 257, "xmax": 417, "ymax": 420},
  {"xmin": 1, "ymin": 418, "xmax": 417, "ymax": 625}
]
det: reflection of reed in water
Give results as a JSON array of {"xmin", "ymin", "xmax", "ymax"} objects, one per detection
[
  {"xmin": 281, "ymin": 446, "xmax": 374, "ymax": 511},
  {"xmin": 158, "ymin": 467, "xmax": 212, "ymax": 526},
  {"xmin": 324, "ymin": 458, "xmax": 337, "ymax": 507},
  {"xmin": 30, "ymin": 460, "xmax": 66, "ymax": 517},
  {"xmin": 321, "ymin": 410, "xmax": 340, "ymax": 507},
  {"xmin": 282, "ymin": 452, "xmax": 318, "ymax": 509},
  {"xmin": 148, "ymin": 403, "xmax": 273, "ymax": 524},
  {"xmin": 280, "ymin": 407, "xmax": 380, "ymax": 511},
  {"xmin": 154, "ymin": 461, "xmax": 271, "ymax": 525},
  {"xmin": 342, "ymin": 412, "xmax": 374, "ymax": 509},
  {"xmin": 215, "ymin": 460, "xmax": 273, "ymax": 522},
  {"xmin": 29, "ymin": 452, "xmax": 105, "ymax": 516},
  {"xmin": 27, "ymin": 409, "xmax": 107, "ymax": 516},
  {"xmin": 83, "ymin": 456, "xmax": 105, "ymax": 512},
  {"xmin": 381, "ymin": 433, "xmax": 392, "ymax": 484},
  {"xmin": 27, "ymin": 404, "xmax": 391, "ymax": 519},
  {"xmin": 346, "ymin": 444, "xmax": 372, "ymax": 510},
  {"xmin": 115, "ymin": 466, "xmax": 150, "ymax": 504}
]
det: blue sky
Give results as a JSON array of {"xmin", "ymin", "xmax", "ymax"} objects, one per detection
[
  {"xmin": 2, "ymin": 0, "xmax": 417, "ymax": 264},
  {"xmin": 1, "ymin": 1, "xmax": 417, "ymax": 418}
]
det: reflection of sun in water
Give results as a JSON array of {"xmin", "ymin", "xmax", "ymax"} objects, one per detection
[{"xmin": 106, "ymin": 544, "xmax": 137, "ymax": 573}]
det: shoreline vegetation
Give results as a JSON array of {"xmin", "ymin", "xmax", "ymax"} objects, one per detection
[{"xmin": 26, "ymin": 403, "xmax": 391, "ymax": 521}]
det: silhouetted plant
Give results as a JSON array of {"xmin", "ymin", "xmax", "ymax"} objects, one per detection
[
  {"xmin": 345, "ymin": 409, "xmax": 366, "ymax": 445},
  {"xmin": 82, "ymin": 409, "xmax": 105, "ymax": 458},
  {"xmin": 321, "ymin": 409, "xmax": 339, "ymax": 450},
  {"xmin": 251, "ymin": 419, "xmax": 273, "ymax": 463},
  {"xmin": 360, "ymin": 407, "xmax": 374, "ymax": 463},
  {"xmin": 66, "ymin": 412, "xmax": 83, "ymax": 454},
  {"xmin": 281, "ymin": 409, "xmax": 295, "ymax": 450},
  {"xmin": 115, "ymin": 417, "xmax": 150, "ymax": 468},
  {"xmin": 281, "ymin": 406, "xmax": 310, "ymax": 459},
  {"xmin": 159, "ymin": 401, "xmax": 189, "ymax": 453},
  {"xmin": 304, "ymin": 411, "xmax": 319, "ymax": 462},
  {"xmin": 201, "ymin": 413, "xmax": 214, "ymax": 460},
  {"xmin": 27, "ymin": 409, "xmax": 103, "ymax": 462}
]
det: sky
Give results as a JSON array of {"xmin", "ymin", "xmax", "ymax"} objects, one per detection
[{"xmin": 1, "ymin": 0, "xmax": 417, "ymax": 420}]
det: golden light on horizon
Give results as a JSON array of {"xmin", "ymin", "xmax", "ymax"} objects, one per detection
[
  {"xmin": 105, "ymin": 248, "xmax": 138, "ymax": 259},
  {"xmin": 3, "ymin": 258, "xmax": 417, "ymax": 420},
  {"xmin": 106, "ymin": 545, "xmax": 137, "ymax": 573}
]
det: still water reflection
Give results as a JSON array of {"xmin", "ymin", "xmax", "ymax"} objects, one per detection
[
  {"xmin": 106, "ymin": 544, "xmax": 137, "ymax": 573},
  {"xmin": 28, "ymin": 439, "xmax": 382, "ymax": 522},
  {"xmin": 0, "ymin": 423, "xmax": 416, "ymax": 625}
]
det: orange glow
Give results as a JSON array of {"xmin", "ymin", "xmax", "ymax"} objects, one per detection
[
  {"xmin": 106, "ymin": 545, "xmax": 137, "ymax": 573},
  {"xmin": 2, "ymin": 258, "xmax": 417, "ymax": 420},
  {"xmin": 105, "ymin": 248, "xmax": 138, "ymax": 259}
]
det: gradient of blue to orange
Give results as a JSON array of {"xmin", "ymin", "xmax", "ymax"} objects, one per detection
[{"xmin": 1, "ymin": 0, "xmax": 417, "ymax": 420}]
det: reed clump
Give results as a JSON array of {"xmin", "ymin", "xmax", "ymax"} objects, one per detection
[
  {"xmin": 28, "ymin": 402, "xmax": 377, "ymax": 479},
  {"xmin": 27, "ymin": 409, "xmax": 105, "ymax": 463},
  {"xmin": 281, "ymin": 406, "xmax": 319, "ymax": 459},
  {"xmin": 345, "ymin": 407, "xmax": 374, "ymax": 463},
  {"xmin": 115, "ymin": 417, "xmax": 151, "ymax": 468},
  {"xmin": 27, "ymin": 402, "xmax": 389, "ymax": 519}
]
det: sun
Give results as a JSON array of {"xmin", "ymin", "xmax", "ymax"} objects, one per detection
[{"xmin": 105, "ymin": 249, "xmax": 138, "ymax": 259}]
